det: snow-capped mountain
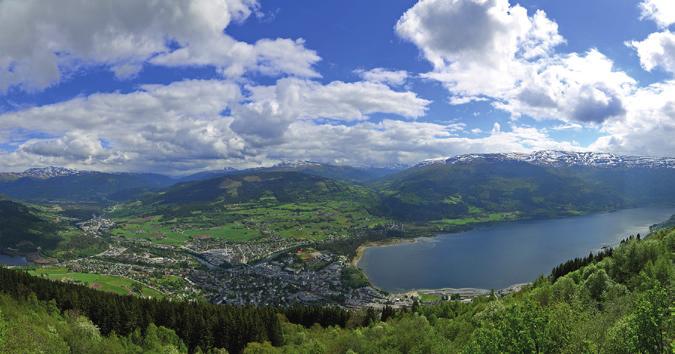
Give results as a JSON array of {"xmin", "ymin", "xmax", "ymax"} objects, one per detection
[
  {"xmin": 272, "ymin": 161, "xmax": 324, "ymax": 169},
  {"xmin": 16, "ymin": 166, "xmax": 86, "ymax": 178},
  {"xmin": 417, "ymin": 151, "xmax": 675, "ymax": 169}
]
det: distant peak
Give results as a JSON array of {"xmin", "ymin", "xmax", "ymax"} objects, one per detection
[
  {"xmin": 417, "ymin": 151, "xmax": 675, "ymax": 169},
  {"xmin": 273, "ymin": 160, "xmax": 324, "ymax": 168},
  {"xmin": 20, "ymin": 166, "xmax": 84, "ymax": 178}
]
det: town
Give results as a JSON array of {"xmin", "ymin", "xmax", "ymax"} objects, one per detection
[{"xmin": 41, "ymin": 217, "xmax": 518, "ymax": 309}]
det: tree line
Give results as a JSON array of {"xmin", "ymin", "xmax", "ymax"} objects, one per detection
[
  {"xmin": 0, "ymin": 267, "xmax": 350, "ymax": 353},
  {"xmin": 549, "ymin": 234, "xmax": 642, "ymax": 281}
]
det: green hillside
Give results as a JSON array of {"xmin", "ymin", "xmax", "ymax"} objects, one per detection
[
  {"xmin": 2, "ymin": 221, "xmax": 672, "ymax": 353},
  {"xmin": 0, "ymin": 199, "xmax": 63, "ymax": 253},
  {"xmin": 29, "ymin": 267, "xmax": 164, "ymax": 299},
  {"xmin": 243, "ymin": 225, "xmax": 674, "ymax": 353},
  {"xmin": 111, "ymin": 171, "xmax": 388, "ymax": 243},
  {"xmin": 0, "ymin": 293, "xmax": 189, "ymax": 354},
  {"xmin": 153, "ymin": 171, "xmax": 372, "ymax": 205},
  {"xmin": 109, "ymin": 161, "xmax": 675, "ymax": 244},
  {"xmin": 376, "ymin": 160, "xmax": 673, "ymax": 222},
  {"xmin": 0, "ymin": 199, "xmax": 105, "ymax": 259},
  {"xmin": 254, "ymin": 163, "xmax": 400, "ymax": 183},
  {"xmin": 0, "ymin": 173, "xmax": 174, "ymax": 203}
]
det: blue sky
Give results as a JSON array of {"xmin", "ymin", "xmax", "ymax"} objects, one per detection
[{"xmin": 0, "ymin": 0, "xmax": 673, "ymax": 173}]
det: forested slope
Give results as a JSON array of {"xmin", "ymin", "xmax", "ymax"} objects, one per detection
[
  {"xmin": 243, "ymin": 226, "xmax": 675, "ymax": 353},
  {"xmin": 376, "ymin": 159, "xmax": 675, "ymax": 221},
  {"xmin": 1, "ymin": 223, "xmax": 672, "ymax": 353}
]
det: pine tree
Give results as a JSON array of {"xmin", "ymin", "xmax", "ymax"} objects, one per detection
[{"xmin": 0, "ymin": 309, "xmax": 7, "ymax": 351}]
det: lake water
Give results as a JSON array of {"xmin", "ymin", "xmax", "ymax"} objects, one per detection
[
  {"xmin": 0, "ymin": 254, "xmax": 29, "ymax": 266},
  {"xmin": 358, "ymin": 207, "xmax": 675, "ymax": 292}
]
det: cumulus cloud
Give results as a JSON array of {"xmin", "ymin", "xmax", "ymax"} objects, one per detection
[
  {"xmin": 396, "ymin": 0, "xmax": 563, "ymax": 66},
  {"xmin": 396, "ymin": 0, "xmax": 633, "ymax": 124},
  {"xmin": 639, "ymin": 0, "xmax": 675, "ymax": 28},
  {"xmin": 263, "ymin": 119, "xmax": 580, "ymax": 167},
  {"xmin": 354, "ymin": 68, "xmax": 409, "ymax": 86},
  {"xmin": 0, "ymin": 0, "xmax": 319, "ymax": 91},
  {"xmin": 628, "ymin": 30, "xmax": 675, "ymax": 75},
  {"xmin": 590, "ymin": 80, "xmax": 675, "ymax": 157},
  {"xmin": 3, "ymin": 0, "xmax": 672, "ymax": 173},
  {"xmin": 503, "ymin": 50, "xmax": 633, "ymax": 123},
  {"xmin": 0, "ymin": 80, "xmax": 245, "ymax": 172},
  {"xmin": 0, "ymin": 78, "xmax": 433, "ymax": 172},
  {"xmin": 20, "ymin": 132, "xmax": 107, "ymax": 161},
  {"xmin": 0, "ymin": 74, "xmax": 581, "ymax": 172},
  {"xmin": 231, "ymin": 78, "xmax": 431, "ymax": 144}
]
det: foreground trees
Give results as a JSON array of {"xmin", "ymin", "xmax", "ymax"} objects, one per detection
[
  {"xmin": 245, "ymin": 228, "xmax": 674, "ymax": 353},
  {"xmin": 1, "ymin": 226, "xmax": 673, "ymax": 353}
]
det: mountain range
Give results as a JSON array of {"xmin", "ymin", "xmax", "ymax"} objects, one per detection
[
  {"xmin": 418, "ymin": 151, "xmax": 675, "ymax": 169},
  {"xmin": 379, "ymin": 152, "xmax": 675, "ymax": 221},
  {"xmin": 0, "ymin": 170, "xmax": 174, "ymax": 203},
  {"xmin": 1, "ymin": 151, "xmax": 673, "ymax": 222}
]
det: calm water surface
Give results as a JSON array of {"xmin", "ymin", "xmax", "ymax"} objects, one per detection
[
  {"xmin": 358, "ymin": 207, "xmax": 675, "ymax": 292},
  {"xmin": 0, "ymin": 254, "xmax": 29, "ymax": 266}
]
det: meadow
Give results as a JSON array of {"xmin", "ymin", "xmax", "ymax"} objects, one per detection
[{"xmin": 29, "ymin": 267, "xmax": 163, "ymax": 299}]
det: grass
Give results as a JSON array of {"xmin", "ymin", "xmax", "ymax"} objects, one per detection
[
  {"xmin": 111, "ymin": 199, "xmax": 388, "ymax": 245},
  {"xmin": 29, "ymin": 267, "xmax": 164, "ymax": 299},
  {"xmin": 418, "ymin": 293, "xmax": 442, "ymax": 302},
  {"xmin": 431, "ymin": 211, "xmax": 520, "ymax": 227},
  {"xmin": 341, "ymin": 266, "xmax": 370, "ymax": 289},
  {"xmin": 110, "ymin": 216, "xmax": 260, "ymax": 245}
]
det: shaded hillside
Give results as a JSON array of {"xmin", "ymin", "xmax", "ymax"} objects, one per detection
[
  {"xmin": 153, "ymin": 171, "xmax": 378, "ymax": 206},
  {"xmin": 177, "ymin": 163, "xmax": 402, "ymax": 185},
  {"xmin": 0, "ymin": 198, "xmax": 106, "ymax": 258},
  {"xmin": 111, "ymin": 171, "xmax": 387, "ymax": 243},
  {"xmin": 566, "ymin": 166, "xmax": 675, "ymax": 205},
  {"xmin": 176, "ymin": 168, "xmax": 238, "ymax": 183},
  {"xmin": 255, "ymin": 162, "xmax": 401, "ymax": 183},
  {"xmin": 0, "ymin": 199, "xmax": 62, "ymax": 253},
  {"xmin": 2, "ymin": 220, "xmax": 672, "ymax": 353},
  {"xmin": 243, "ymin": 224, "xmax": 675, "ymax": 353},
  {"xmin": 377, "ymin": 159, "xmax": 626, "ymax": 221},
  {"xmin": 0, "ymin": 172, "xmax": 175, "ymax": 203}
]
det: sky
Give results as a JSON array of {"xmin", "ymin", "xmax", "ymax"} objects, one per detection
[{"xmin": 0, "ymin": 0, "xmax": 674, "ymax": 174}]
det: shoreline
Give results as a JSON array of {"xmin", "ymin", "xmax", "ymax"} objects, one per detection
[
  {"xmin": 349, "ymin": 209, "xmax": 599, "ymax": 268},
  {"xmin": 351, "ymin": 206, "xmax": 674, "ymax": 296},
  {"xmin": 398, "ymin": 282, "xmax": 531, "ymax": 298},
  {"xmin": 350, "ymin": 205, "xmax": 672, "ymax": 268},
  {"xmin": 351, "ymin": 237, "xmax": 422, "ymax": 267}
]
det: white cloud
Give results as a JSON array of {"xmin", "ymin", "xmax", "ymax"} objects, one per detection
[
  {"xmin": 264, "ymin": 119, "xmax": 580, "ymax": 167},
  {"xmin": 551, "ymin": 122, "xmax": 583, "ymax": 131},
  {"xmin": 0, "ymin": 75, "xmax": 582, "ymax": 172},
  {"xmin": 502, "ymin": 50, "xmax": 634, "ymax": 123},
  {"xmin": 590, "ymin": 80, "xmax": 675, "ymax": 157},
  {"xmin": 355, "ymin": 68, "xmax": 409, "ymax": 86},
  {"xmin": 0, "ymin": 78, "xmax": 432, "ymax": 172},
  {"xmin": 396, "ymin": 0, "xmax": 563, "ymax": 67},
  {"xmin": 0, "ymin": 0, "xmax": 319, "ymax": 91},
  {"xmin": 231, "ymin": 78, "xmax": 431, "ymax": 144},
  {"xmin": 628, "ymin": 30, "xmax": 675, "ymax": 75},
  {"xmin": 0, "ymin": 80, "xmax": 245, "ymax": 172},
  {"xmin": 396, "ymin": 0, "xmax": 634, "ymax": 124},
  {"xmin": 20, "ymin": 132, "xmax": 107, "ymax": 161},
  {"xmin": 640, "ymin": 0, "xmax": 675, "ymax": 28}
]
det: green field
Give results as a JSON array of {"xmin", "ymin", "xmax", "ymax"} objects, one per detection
[
  {"xmin": 106, "ymin": 171, "xmax": 391, "ymax": 245},
  {"xmin": 112, "ymin": 199, "xmax": 388, "ymax": 245},
  {"xmin": 29, "ymin": 267, "xmax": 164, "ymax": 299},
  {"xmin": 111, "ymin": 215, "xmax": 260, "ymax": 245},
  {"xmin": 431, "ymin": 211, "xmax": 520, "ymax": 227},
  {"xmin": 418, "ymin": 293, "xmax": 442, "ymax": 303}
]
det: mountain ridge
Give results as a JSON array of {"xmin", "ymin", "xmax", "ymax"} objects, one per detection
[
  {"xmin": 3, "ymin": 150, "xmax": 674, "ymax": 179},
  {"xmin": 417, "ymin": 150, "xmax": 675, "ymax": 169}
]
